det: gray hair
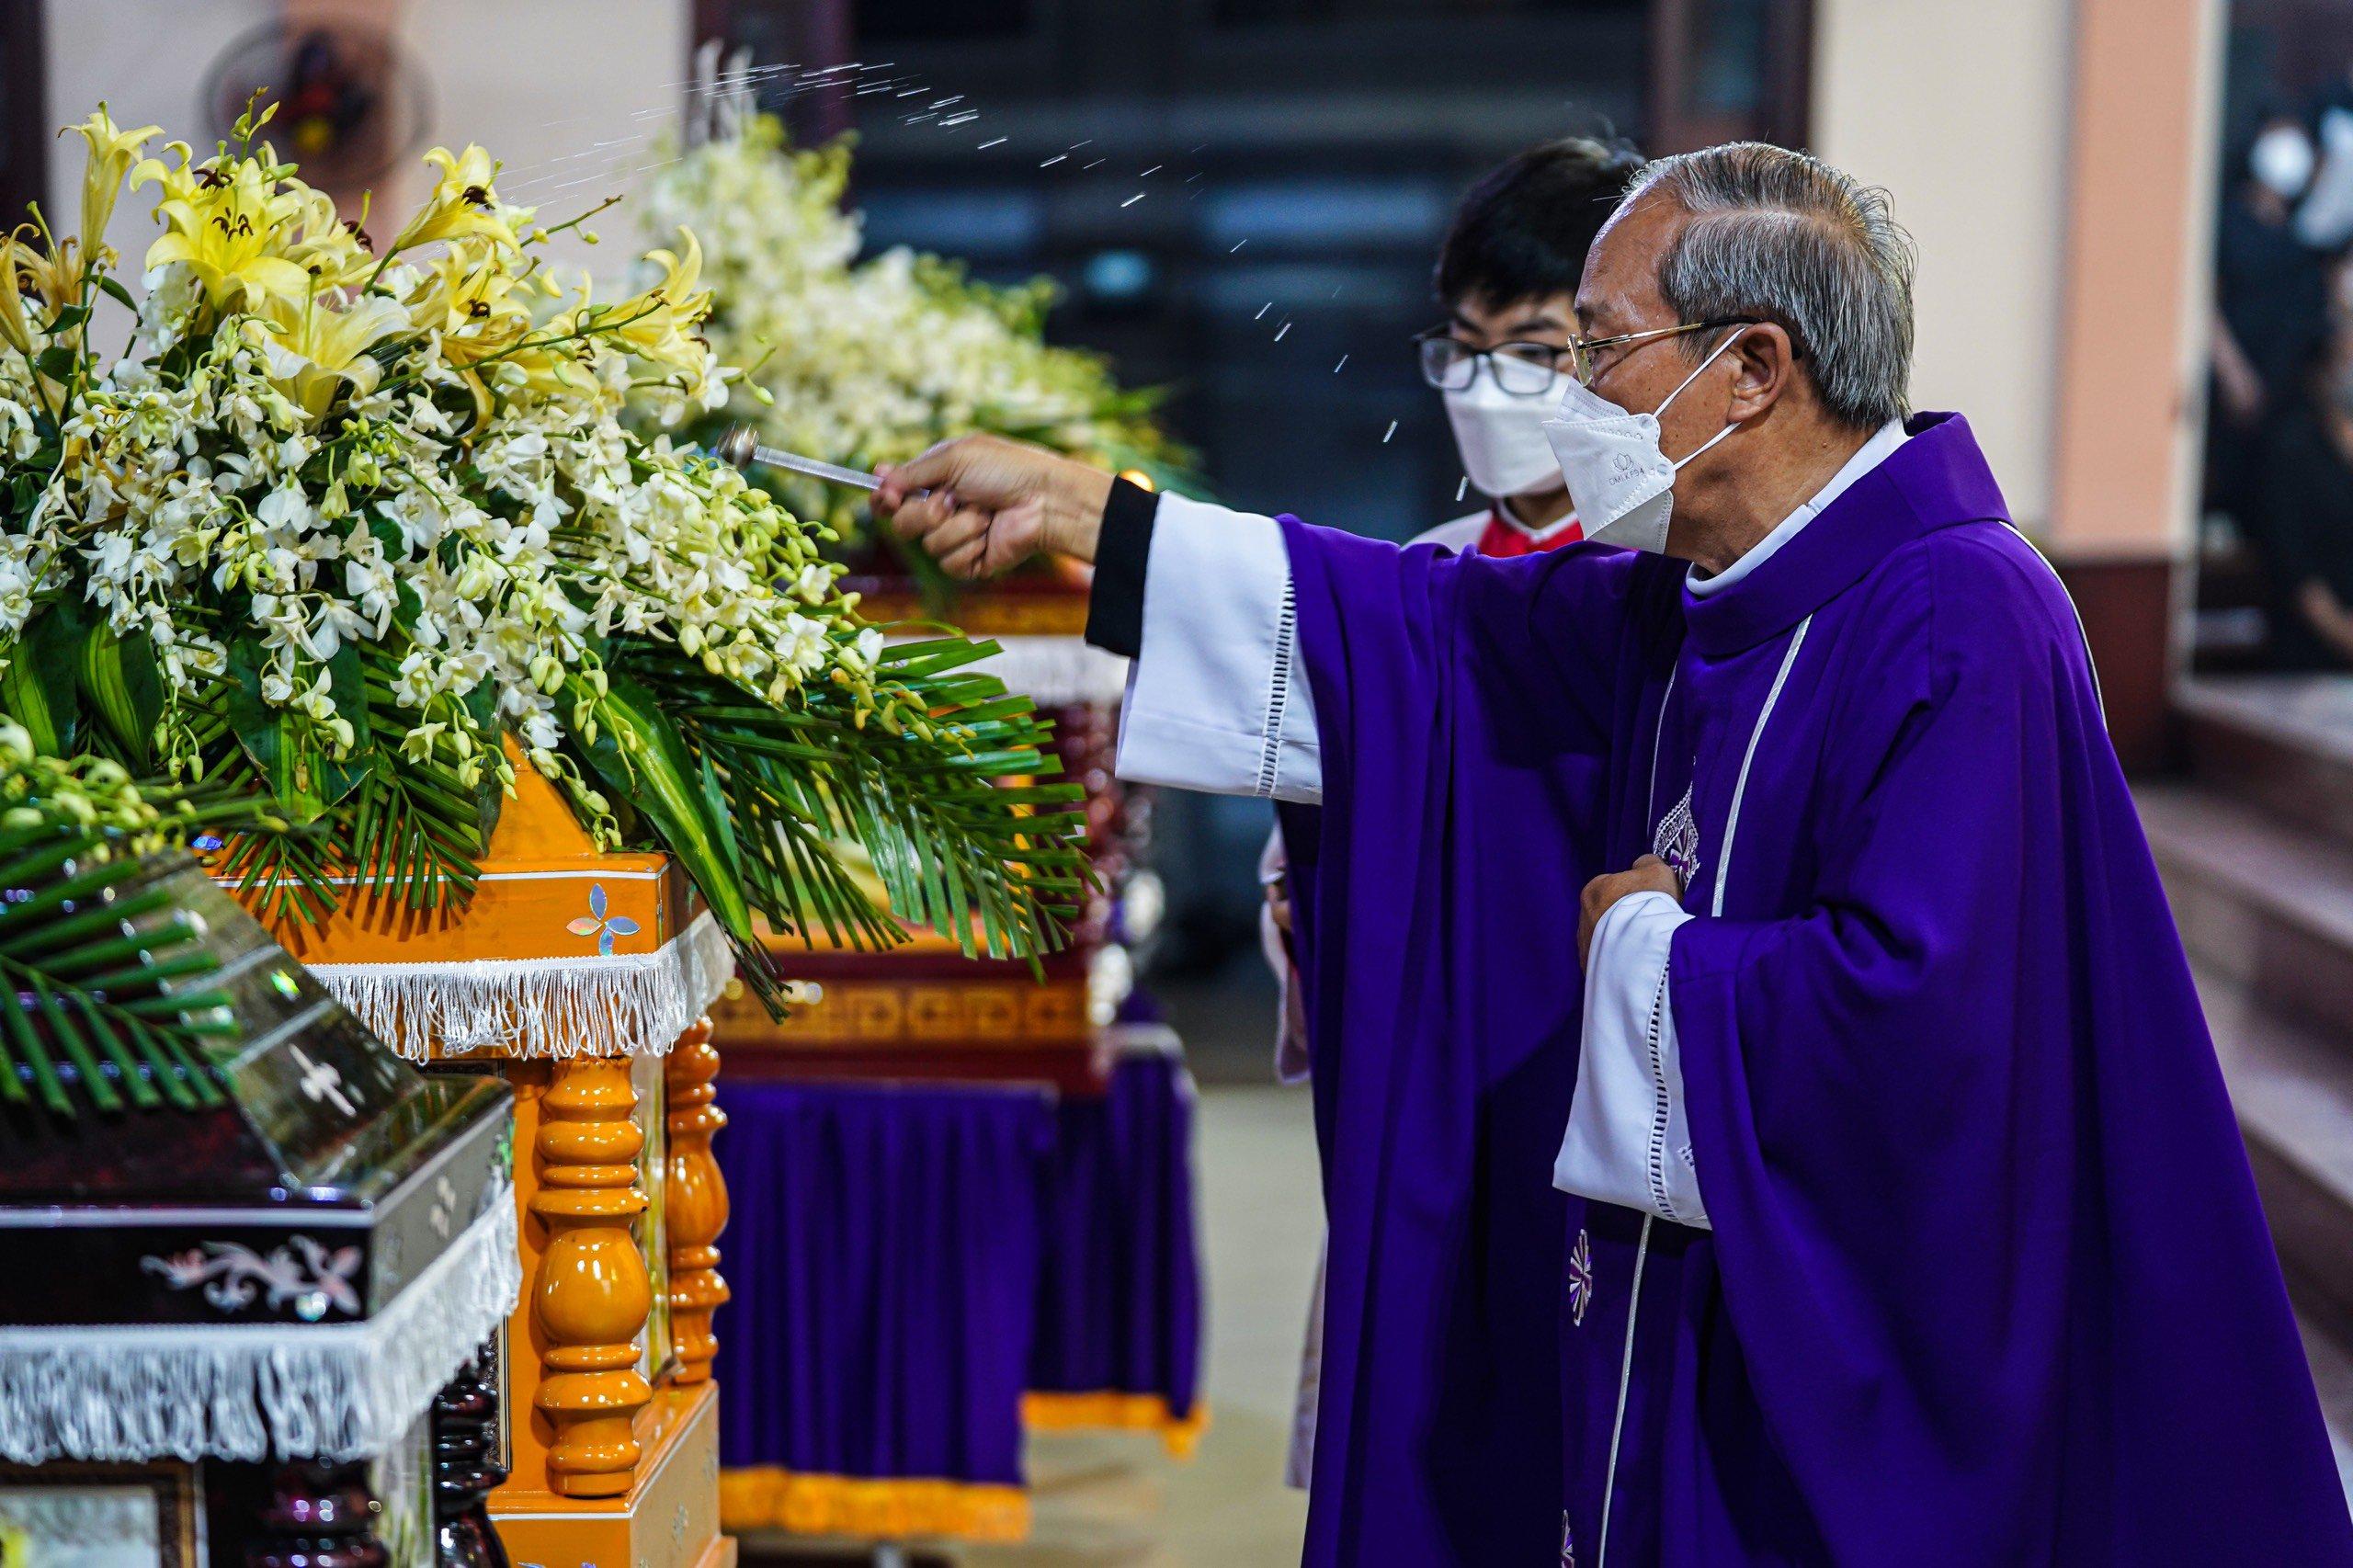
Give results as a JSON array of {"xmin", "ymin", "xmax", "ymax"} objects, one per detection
[{"xmin": 1622, "ymin": 142, "xmax": 1915, "ymax": 429}]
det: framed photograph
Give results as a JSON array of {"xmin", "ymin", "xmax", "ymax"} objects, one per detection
[{"xmin": 0, "ymin": 1463, "xmax": 202, "ymax": 1568}]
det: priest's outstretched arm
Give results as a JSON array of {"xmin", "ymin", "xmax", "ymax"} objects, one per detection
[
  {"xmin": 876, "ymin": 435, "xmax": 1319, "ymax": 799},
  {"xmin": 872, "ymin": 433, "xmax": 1613, "ymax": 806}
]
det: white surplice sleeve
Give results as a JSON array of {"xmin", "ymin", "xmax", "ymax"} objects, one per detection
[
  {"xmin": 1114, "ymin": 494, "xmax": 1323, "ymax": 803},
  {"xmin": 1553, "ymin": 890, "xmax": 1711, "ymax": 1228}
]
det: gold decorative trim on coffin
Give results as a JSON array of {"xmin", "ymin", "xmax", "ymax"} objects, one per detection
[
  {"xmin": 849, "ymin": 581, "xmax": 1087, "ymax": 640},
  {"xmin": 718, "ymin": 1466, "xmax": 1029, "ymax": 1544},
  {"xmin": 212, "ymin": 752, "xmax": 731, "ymax": 1062},
  {"xmin": 712, "ymin": 972, "xmax": 1088, "ymax": 1051}
]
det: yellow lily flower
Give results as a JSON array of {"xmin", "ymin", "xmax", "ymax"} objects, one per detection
[
  {"xmin": 603, "ymin": 229, "xmax": 714, "ymax": 379},
  {"xmin": 387, "ymin": 144, "xmax": 525, "ymax": 256},
  {"xmin": 140, "ymin": 153, "xmax": 313, "ymax": 314},
  {"xmin": 244, "ymin": 292, "xmax": 412, "ymax": 417},
  {"xmin": 128, "ymin": 140, "xmax": 201, "ymax": 209},
  {"xmin": 404, "ymin": 245, "xmax": 537, "ymax": 417},
  {"xmin": 490, "ymin": 274, "xmax": 598, "ymax": 400},
  {"xmin": 6, "ymin": 224, "xmax": 81, "ymax": 331},
  {"xmin": 278, "ymin": 179, "xmax": 374, "ymax": 292},
  {"xmin": 62, "ymin": 105, "xmax": 160, "ymax": 268},
  {"xmin": 0, "ymin": 235, "xmax": 37, "ymax": 355}
]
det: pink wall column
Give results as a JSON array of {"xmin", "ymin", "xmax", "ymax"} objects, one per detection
[{"xmin": 2047, "ymin": 0, "xmax": 2223, "ymax": 767}]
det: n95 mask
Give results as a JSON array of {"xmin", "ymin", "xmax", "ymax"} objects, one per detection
[{"xmin": 1540, "ymin": 331, "xmax": 1745, "ymax": 554}]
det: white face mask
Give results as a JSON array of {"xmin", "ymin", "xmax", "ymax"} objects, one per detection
[
  {"xmin": 2253, "ymin": 125, "xmax": 2316, "ymax": 201},
  {"xmin": 1540, "ymin": 331, "xmax": 1745, "ymax": 553},
  {"xmin": 1443, "ymin": 364, "xmax": 1574, "ymax": 500}
]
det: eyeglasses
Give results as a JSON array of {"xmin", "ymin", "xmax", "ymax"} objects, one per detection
[
  {"xmin": 1418, "ymin": 317, "xmax": 1760, "ymax": 394},
  {"xmin": 1415, "ymin": 332, "xmax": 1577, "ymax": 397},
  {"xmin": 1563, "ymin": 318, "xmax": 1760, "ymax": 387}
]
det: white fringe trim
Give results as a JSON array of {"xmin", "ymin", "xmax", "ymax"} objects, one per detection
[
  {"xmin": 305, "ymin": 911, "xmax": 735, "ymax": 1061},
  {"xmin": 966, "ymin": 636, "xmax": 1131, "ymax": 710},
  {"xmin": 0, "ymin": 1187, "xmax": 521, "ymax": 1466}
]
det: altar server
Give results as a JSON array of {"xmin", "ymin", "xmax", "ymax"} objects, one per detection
[
  {"xmin": 878, "ymin": 143, "xmax": 2353, "ymax": 1565},
  {"xmin": 1262, "ymin": 135, "xmax": 1640, "ymax": 1495},
  {"xmin": 1420, "ymin": 136, "xmax": 1646, "ymax": 554},
  {"xmin": 1265, "ymin": 133, "xmax": 1641, "ymax": 1068}
]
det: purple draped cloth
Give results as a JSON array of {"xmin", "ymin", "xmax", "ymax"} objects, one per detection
[
  {"xmin": 1280, "ymin": 412, "xmax": 2353, "ymax": 1564},
  {"xmin": 715, "ymin": 1079, "xmax": 1055, "ymax": 1495},
  {"xmin": 1029, "ymin": 1042, "xmax": 1205, "ymax": 1430}
]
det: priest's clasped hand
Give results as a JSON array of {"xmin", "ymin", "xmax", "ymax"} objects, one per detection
[
  {"xmin": 872, "ymin": 433, "xmax": 1115, "ymax": 578},
  {"xmin": 1577, "ymin": 855, "xmax": 1683, "ymax": 970}
]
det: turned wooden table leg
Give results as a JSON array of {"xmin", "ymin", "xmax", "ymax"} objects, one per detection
[
  {"xmin": 665, "ymin": 1015, "xmax": 731, "ymax": 1385},
  {"xmin": 530, "ymin": 1056, "xmax": 653, "ymax": 1498},
  {"xmin": 432, "ymin": 1339, "xmax": 509, "ymax": 1568}
]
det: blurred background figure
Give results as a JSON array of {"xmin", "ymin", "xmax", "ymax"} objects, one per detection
[
  {"xmin": 2251, "ymin": 274, "xmax": 2353, "ymax": 667},
  {"xmin": 2208, "ymin": 114, "xmax": 2325, "ymax": 574},
  {"xmin": 2200, "ymin": 5, "xmax": 2353, "ymax": 673}
]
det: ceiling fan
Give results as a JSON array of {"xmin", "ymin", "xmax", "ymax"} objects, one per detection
[{"xmin": 201, "ymin": 13, "xmax": 431, "ymax": 189}]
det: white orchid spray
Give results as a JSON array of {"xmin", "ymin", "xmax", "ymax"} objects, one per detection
[
  {"xmin": 0, "ymin": 102, "xmax": 1090, "ymax": 1011},
  {"xmin": 640, "ymin": 116, "xmax": 1195, "ymax": 550}
]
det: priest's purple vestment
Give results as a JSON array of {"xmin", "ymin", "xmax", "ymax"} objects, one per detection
[{"xmin": 1270, "ymin": 413, "xmax": 2352, "ymax": 1563}]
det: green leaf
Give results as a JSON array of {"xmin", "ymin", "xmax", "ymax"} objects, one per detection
[
  {"xmin": 95, "ymin": 275, "xmax": 138, "ymax": 313},
  {"xmin": 313, "ymin": 643, "xmax": 371, "ymax": 806},
  {"xmin": 30, "ymin": 974, "xmax": 124, "ymax": 1113},
  {"xmin": 31, "ymin": 345, "xmax": 78, "ymax": 381},
  {"xmin": 653, "ymin": 642, "xmax": 1090, "ymax": 977},
  {"xmin": 224, "ymin": 641, "xmax": 324, "ymax": 823},
  {"xmin": 575, "ymin": 672, "xmax": 754, "ymax": 946},
  {"xmin": 77, "ymin": 619, "xmax": 163, "ymax": 769},
  {"xmin": 0, "ymin": 978, "xmax": 70, "ymax": 1115},
  {"xmin": 697, "ymin": 744, "xmax": 741, "ymax": 889},
  {"xmin": 0, "ymin": 788, "xmax": 258, "ymax": 1118},
  {"xmin": 0, "ymin": 608, "xmax": 85, "ymax": 754}
]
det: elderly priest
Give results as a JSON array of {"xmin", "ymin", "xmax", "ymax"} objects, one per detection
[{"xmin": 876, "ymin": 143, "xmax": 2353, "ymax": 1566}]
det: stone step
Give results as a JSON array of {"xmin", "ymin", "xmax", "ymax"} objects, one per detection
[
  {"xmin": 2178, "ymin": 676, "xmax": 2353, "ymax": 853},
  {"xmin": 2191, "ymin": 960, "xmax": 2353, "ymax": 1507},
  {"xmin": 2197, "ymin": 959, "xmax": 2353, "ymax": 1331},
  {"xmin": 2139, "ymin": 782, "xmax": 2353, "ymax": 1045},
  {"xmin": 2294, "ymin": 1298, "xmax": 2353, "ymax": 1505}
]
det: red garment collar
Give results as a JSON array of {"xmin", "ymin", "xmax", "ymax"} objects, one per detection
[{"xmin": 1476, "ymin": 506, "xmax": 1582, "ymax": 558}]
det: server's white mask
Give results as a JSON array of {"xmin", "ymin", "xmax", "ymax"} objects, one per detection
[
  {"xmin": 1444, "ymin": 367, "xmax": 1575, "ymax": 499},
  {"xmin": 1541, "ymin": 331, "xmax": 1746, "ymax": 554}
]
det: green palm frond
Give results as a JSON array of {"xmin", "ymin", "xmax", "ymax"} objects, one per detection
[
  {"xmin": 346, "ymin": 761, "xmax": 491, "ymax": 911},
  {"xmin": 0, "ymin": 767, "xmax": 262, "ymax": 1119},
  {"xmin": 200, "ymin": 644, "xmax": 498, "ymax": 926},
  {"xmin": 573, "ymin": 632, "xmax": 1091, "ymax": 1013},
  {"xmin": 204, "ymin": 757, "xmax": 340, "ymax": 928}
]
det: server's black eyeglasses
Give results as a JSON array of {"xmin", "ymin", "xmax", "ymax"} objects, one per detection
[{"xmin": 1414, "ymin": 332, "xmax": 1576, "ymax": 396}]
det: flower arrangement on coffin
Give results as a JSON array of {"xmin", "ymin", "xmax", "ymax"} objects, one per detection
[
  {"xmin": 640, "ymin": 114, "xmax": 1196, "ymax": 572},
  {"xmin": 0, "ymin": 104, "xmax": 1090, "ymax": 1014}
]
